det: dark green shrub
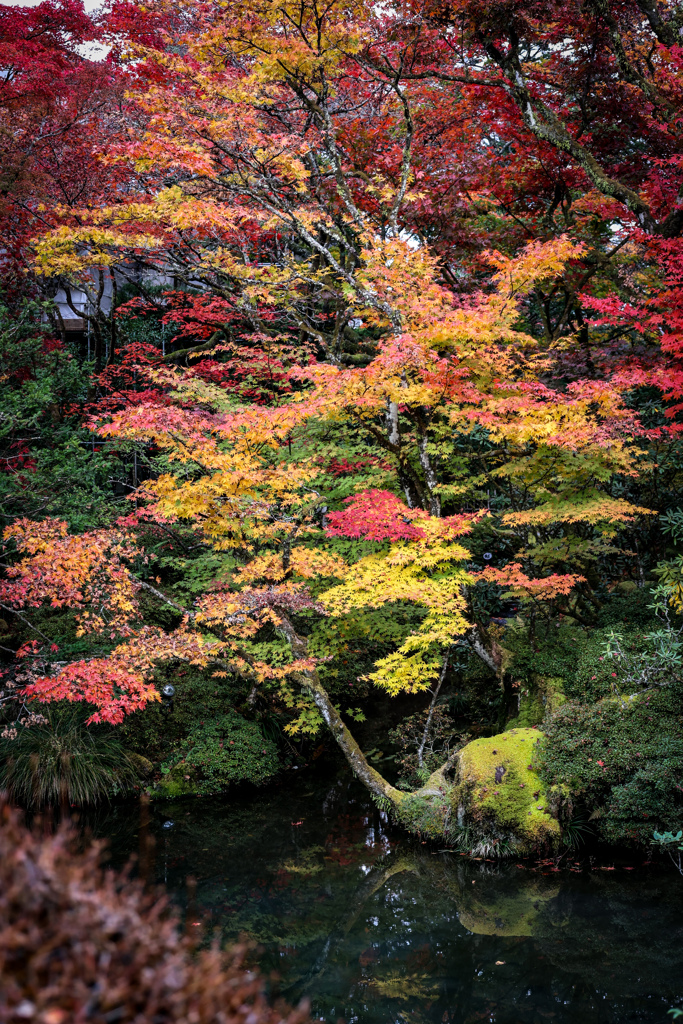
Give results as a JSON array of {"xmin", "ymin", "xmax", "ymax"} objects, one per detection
[
  {"xmin": 537, "ymin": 690, "xmax": 683, "ymax": 844},
  {"xmin": 119, "ymin": 664, "xmax": 284, "ymax": 794},
  {"xmin": 157, "ymin": 714, "xmax": 279, "ymax": 796},
  {"xmin": 503, "ymin": 622, "xmax": 591, "ymax": 691},
  {"xmin": 504, "ymin": 619, "xmax": 678, "ymax": 704}
]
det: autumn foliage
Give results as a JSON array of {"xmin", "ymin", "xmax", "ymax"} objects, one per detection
[{"xmin": 1, "ymin": 0, "xmax": 683, "ymax": 827}]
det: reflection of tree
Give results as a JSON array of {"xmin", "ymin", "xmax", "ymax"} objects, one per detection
[
  {"xmin": 286, "ymin": 856, "xmax": 416, "ymax": 997},
  {"xmin": 302, "ymin": 852, "xmax": 683, "ymax": 1023},
  {"xmin": 87, "ymin": 780, "xmax": 683, "ymax": 1024}
]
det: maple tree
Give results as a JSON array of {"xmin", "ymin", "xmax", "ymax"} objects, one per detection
[
  {"xmin": 1, "ymin": 0, "xmax": 682, "ymax": 849},
  {"xmin": 0, "ymin": 1, "xmax": 120, "ymax": 331},
  {"xmin": 0, "ymin": 233, "xmax": 650, "ymax": 812}
]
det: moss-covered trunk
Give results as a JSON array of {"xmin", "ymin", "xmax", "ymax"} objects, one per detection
[
  {"xmin": 276, "ymin": 612, "xmax": 404, "ymax": 806},
  {"xmin": 278, "ymin": 612, "xmax": 560, "ymax": 856}
]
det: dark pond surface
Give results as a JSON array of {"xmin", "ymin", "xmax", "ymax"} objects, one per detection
[{"xmin": 87, "ymin": 772, "xmax": 683, "ymax": 1024}]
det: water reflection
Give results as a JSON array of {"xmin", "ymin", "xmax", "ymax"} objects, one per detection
[{"xmin": 88, "ymin": 773, "xmax": 683, "ymax": 1024}]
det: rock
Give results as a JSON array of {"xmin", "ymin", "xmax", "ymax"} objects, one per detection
[
  {"xmin": 125, "ymin": 752, "xmax": 154, "ymax": 778},
  {"xmin": 453, "ymin": 728, "xmax": 561, "ymax": 854}
]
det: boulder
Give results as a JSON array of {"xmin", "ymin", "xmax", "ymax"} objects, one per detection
[{"xmin": 453, "ymin": 728, "xmax": 561, "ymax": 854}]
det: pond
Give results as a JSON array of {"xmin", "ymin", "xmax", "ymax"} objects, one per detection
[{"xmin": 87, "ymin": 771, "xmax": 683, "ymax": 1024}]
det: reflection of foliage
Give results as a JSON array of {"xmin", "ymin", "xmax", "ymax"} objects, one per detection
[
  {"xmin": 87, "ymin": 776, "xmax": 683, "ymax": 1022},
  {"xmin": 457, "ymin": 876, "xmax": 559, "ymax": 937},
  {"xmin": 532, "ymin": 870, "xmax": 683, "ymax": 998},
  {"xmin": 281, "ymin": 847, "xmax": 324, "ymax": 876},
  {"xmin": 370, "ymin": 969, "xmax": 439, "ymax": 1001}
]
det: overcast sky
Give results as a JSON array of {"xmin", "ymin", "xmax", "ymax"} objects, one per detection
[{"xmin": 1, "ymin": 0, "xmax": 108, "ymax": 58}]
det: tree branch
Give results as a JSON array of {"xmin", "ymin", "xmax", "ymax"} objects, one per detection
[{"xmin": 274, "ymin": 609, "xmax": 404, "ymax": 805}]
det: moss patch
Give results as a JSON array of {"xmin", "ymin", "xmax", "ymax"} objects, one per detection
[
  {"xmin": 151, "ymin": 764, "xmax": 198, "ymax": 799},
  {"xmin": 395, "ymin": 786, "xmax": 451, "ymax": 840},
  {"xmin": 506, "ymin": 676, "xmax": 566, "ymax": 730},
  {"xmin": 456, "ymin": 728, "xmax": 560, "ymax": 851}
]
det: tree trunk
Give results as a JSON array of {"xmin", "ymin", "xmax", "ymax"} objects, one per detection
[
  {"xmin": 275, "ymin": 611, "xmax": 404, "ymax": 806},
  {"xmin": 274, "ymin": 610, "xmax": 559, "ymax": 857}
]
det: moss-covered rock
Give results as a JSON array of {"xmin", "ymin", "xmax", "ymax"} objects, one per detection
[
  {"xmin": 506, "ymin": 676, "xmax": 566, "ymax": 730},
  {"xmin": 395, "ymin": 785, "xmax": 451, "ymax": 840},
  {"xmin": 453, "ymin": 728, "xmax": 561, "ymax": 853},
  {"xmin": 125, "ymin": 752, "xmax": 154, "ymax": 778},
  {"xmin": 152, "ymin": 763, "xmax": 199, "ymax": 799}
]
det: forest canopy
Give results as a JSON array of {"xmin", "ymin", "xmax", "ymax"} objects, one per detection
[{"xmin": 1, "ymin": 0, "xmax": 683, "ymax": 855}]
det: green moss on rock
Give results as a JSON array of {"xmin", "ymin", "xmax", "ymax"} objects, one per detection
[
  {"xmin": 125, "ymin": 752, "xmax": 154, "ymax": 778},
  {"xmin": 455, "ymin": 728, "xmax": 560, "ymax": 852},
  {"xmin": 152, "ymin": 764, "xmax": 199, "ymax": 799},
  {"xmin": 506, "ymin": 676, "xmax": 566, "ymax": 730},
  {"xmin": 395, "ymin": 786, "xmax": 450, "ymax": 840}
]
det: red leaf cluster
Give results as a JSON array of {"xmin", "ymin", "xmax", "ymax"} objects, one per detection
[
  {"xmin": 326, "ymin": 490, "xmax": 428, "ymax": 542},
  {"xmin": 23, "ymin": 659, "xmax": 159, "ymax": 725}
]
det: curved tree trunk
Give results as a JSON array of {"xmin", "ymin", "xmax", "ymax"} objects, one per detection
[
  {"xmin": 276, "ymin": 611, "xmax": 404, "ymax": 806},
  {"xmin": 275, "ymin": 612, "xmax": 560, "ymax": 858}
]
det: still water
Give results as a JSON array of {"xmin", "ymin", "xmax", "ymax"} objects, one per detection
[{"xmin": 89, "ymin": 772, "xmax": 683, "ymax": 1024}]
